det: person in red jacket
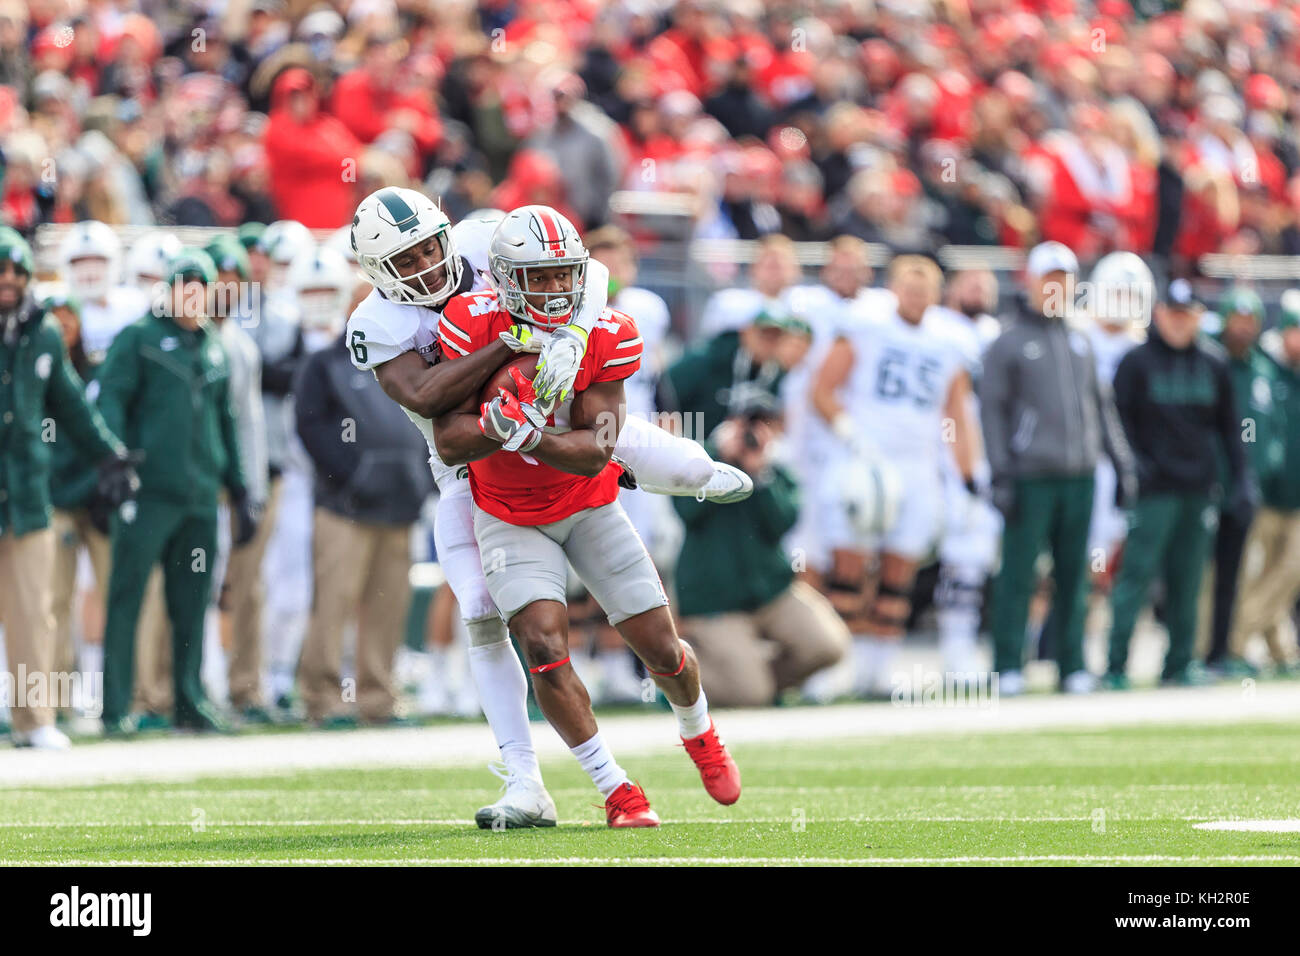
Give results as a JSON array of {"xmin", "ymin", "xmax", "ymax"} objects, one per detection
[
  {"xmin": 329, "ymin": 36, "xmax": 443, "ymax": 172},
  {"xmin": 488, "ymin": 150, "xmax": 584, "ymax": 230},
  {"xmin": 262, "ymin": 68, "xmax": 362, "ymax": 229}
]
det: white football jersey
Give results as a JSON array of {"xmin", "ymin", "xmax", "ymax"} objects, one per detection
[
  {"xmin": 781, "ymin": 284, "xmax": 891, "ymax": 466},
  {"xmin": 611, "ymin": 285, "xmax": 670, "ymax": 420},
  {"xmin": 345, "ymin": 265, "xmax": 494, "ymax": 493},
  {"xmin": 1087, "ymin": 323, "xmax": 1142, "ymax": 385},
  {"xmin": 81, "ymin": 285, "xmax": 149, "ymax": 363},
  {"xmin": 697, "ymin": 287, "xmax": 770, "ymax": 338},
  {"xmin": 844, "ymin": 308, "xmax": 973, "ymax": 471},
  {"xmin": 344, "ymin": 219, "xmax": 611, "ymax": 492}
]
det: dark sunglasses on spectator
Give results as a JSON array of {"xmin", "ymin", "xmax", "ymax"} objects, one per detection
[{"xmin": 0, "ymin": 260, "xmax": 29, "ymax": 278}]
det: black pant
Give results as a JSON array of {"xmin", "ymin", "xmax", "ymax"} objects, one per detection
[{"xmin": 1206, "ymin": 504, "xmax": 1254, "ymax": 665}]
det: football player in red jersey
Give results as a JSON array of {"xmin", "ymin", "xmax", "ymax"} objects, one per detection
[{"xmin": 432, "ymin": 206, "xmax": 741, "ymax": 827}]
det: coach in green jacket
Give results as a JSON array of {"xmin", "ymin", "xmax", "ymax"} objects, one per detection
[
  {"xmin": 1228, "ymin": 295, "xmax": 1300, "ymax": 671},
  {"xmin": 0, "ymin": 228, "xmax": 137, "ymax": 747},
  {"xmin": 1203, "ymin": 289, "xmax": 1284, "ymax": 673},
  {"xmin": 97, "ymin": 249, "xmax": 258, "ymax": 734},
  {"xmin": 1105, "ymin": 280, "xmax": 1250, "ymax": 687}
]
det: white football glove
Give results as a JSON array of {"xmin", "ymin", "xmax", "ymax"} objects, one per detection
[
  {"xmin": 498, "ymin": 323, "xmax": 548, "ymax": 354},
  {"xmin": 534, "ymin": 323, "xmax": 588, "ymax": 404}
]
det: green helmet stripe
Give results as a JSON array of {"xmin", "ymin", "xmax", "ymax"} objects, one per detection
[{"xmin": 378, "ymin": 190, "xmax": 420, "ymax": 233}]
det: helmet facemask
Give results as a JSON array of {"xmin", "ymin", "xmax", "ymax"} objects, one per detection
[
  {"xmin": 368, "ymin": 226, "xmax": 462, "ymax": 308},
  {"xmin": 67, "ymin": 256, "xmax": 113, "ymax": 302},
  {"xmin": 491, "ymin": 256, "xmax": 587, "ymax": 330},
  {"xmin": 298, "ymin": 286, "xmax": 347, "ymax": 331}
]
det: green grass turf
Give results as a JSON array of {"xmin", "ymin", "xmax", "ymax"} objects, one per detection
[{"xmin": 2, "ymin": 721, "xmax": 1298, "ymax": 865}]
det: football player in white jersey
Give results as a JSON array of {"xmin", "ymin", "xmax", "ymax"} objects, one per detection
[
  {"xmin": 811, "ymin": 255, "xmax": 982, "ymax": 696},
  {"xmin": 1085, "ymin": 252, "xmax": 1150, "ymax": 568},
  {"xmin": 344, "ymin": 187, "xmax": 751, "ymax": 828},
  {"xmin": 781, "ymin": 236, "xmax": 895, "ymax": 576},
  {"xmin": 124, "ymin": 230, "xmax": 183, "ymax": 292},
  {"xmin": 929, "ymin": 269, "xmax": 1002, "ymax": 677},
  {"xmin": 697, "ymin": 234, "xmax": 802, "ymax": 338},
  {"xmin": 57, "ymin": 221, "xmax": 149, "ymax": 366}
]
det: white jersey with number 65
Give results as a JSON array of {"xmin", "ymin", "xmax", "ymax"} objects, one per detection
[{"xmin": 843, "ymin": 308, "xmax": 975, "ymax": 475}]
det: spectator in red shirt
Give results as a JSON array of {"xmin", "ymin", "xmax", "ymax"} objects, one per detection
[
  {"xmin": 262, "ymin": 68, "xmax": 361, "ymax": 229},
  {"xmin": 330, "ymin": 35, "xmax": 443, "ymax": 174},
  {"xmin": 488, "ymin": 149, "xmax": 584, "ymax": 230}
]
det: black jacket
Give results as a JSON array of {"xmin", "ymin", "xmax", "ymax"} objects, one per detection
[
  {"xmin": 294, "ymin": 334, "xmax": 434, "ymax": 526},
  {"xmin": 1112, "ymin": 328, "xmax": 1244, "ymax": 498}
]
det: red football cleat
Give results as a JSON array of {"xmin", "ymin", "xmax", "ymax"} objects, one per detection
[
  {"xmin": 682, "ymin": 720, "xmax": 741, "ymax": 805},
  {"xmin": 604, "ymin": 781, "xmax": 661, "ymax": 828}
]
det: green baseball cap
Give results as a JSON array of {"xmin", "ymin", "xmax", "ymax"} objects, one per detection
[
  {"xmin": 40, "ymin": 289, "xmax": 82, "ymax": 316},
  {"xmin": 753, "ymin": 301, "xmax": 811, "ymax": 337},
  {"xmin": 167, "ymin": 248, "xmax": 218, "ymax": 285},
  {"xmin": 1279, "ymin": 288, "xmax": 1300, "ymax": 331},
  {"xmin": 0, "ymin": 227, "xmax": 34, "ymax": 275},
  {"xmin": 237, "ymin": 222, "xmax": 266, "ymax": 252},
  {"xmin": 204, "ymin": 235, "xmax": 251, "ymax": 280},
  {"xmin": 1219, "ymin": 286, "xmax": 1264, "ymax": 321}
]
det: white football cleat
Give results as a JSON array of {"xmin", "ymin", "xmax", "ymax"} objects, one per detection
[
  {"xmin": 13, "ymin": 724, "xmax": 71, "ymax": 750},
  {"xmin": 996, "ymin": 669, "xmax": 1026, "ymax": 697},
  {"xmin": 1061, "ymin": 670, "xmax": 1097, "ymax": 695},
  {"xmin": 697, "ymin": 463, "xmax": 754, "ymax": 503},
  {"xmin": 475, "ymin": 763, "xmax": 558, "ymax": 830}
]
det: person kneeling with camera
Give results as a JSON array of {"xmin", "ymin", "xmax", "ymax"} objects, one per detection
[{"xmin": 672, "ymin": 395, "xmax": 849, "ymax": 707}]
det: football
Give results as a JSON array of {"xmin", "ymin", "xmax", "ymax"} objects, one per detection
[{"xmin": 480, "ymin": 352, "xmax": 540, "ymax": 405}]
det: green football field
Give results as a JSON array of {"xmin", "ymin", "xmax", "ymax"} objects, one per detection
[{"xmin": 3, "ymin": 720, "xmax": 1299, "ymax": 865}]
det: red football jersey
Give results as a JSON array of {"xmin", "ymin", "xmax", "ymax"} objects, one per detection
[{"xmin": 439, "ymin": 290, "xmax": 643, "ymax": 526}]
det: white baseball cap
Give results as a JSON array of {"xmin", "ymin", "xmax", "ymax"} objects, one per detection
[{"xmin": 1025, "ymin": 241, "xmax": 1079, "ymax": 278}]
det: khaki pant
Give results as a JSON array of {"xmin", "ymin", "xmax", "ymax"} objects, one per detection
[
  {"xmin": 682, "ymin": 580, "xmax": 850, "ymax": 708},
  {"xmin": 221, "ymin": 478, "xmax": 281, "ymax": 708},
  {"xmin": 131, "ymin": 570, "xmax": 172, "ymax": 714},
  {"xmin": 298, "ymin": 508, "xmax": 411, "ymax": 721},
  {"xmin": 50, "ymin": 508, "xmax": 111, "ymax": 675},
  {"xmin": 0, "ymin": 528, "xmax": 57, "ymax": 733},
  {"xmin": 1230, "ymin": 507, "xmax": 1300, "ymax": 664},
  {"xmin": 51, "ymin": 510, "xmax": 173, "ymax": 716}
]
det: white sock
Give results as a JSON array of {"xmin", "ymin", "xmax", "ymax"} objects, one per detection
[
  {"xmin": 570, "ymin": 732, "xmax": 629, "ymax": 797},
  {"xmin": 466, "ymin": 626, "xmax": 540, "ymax": 782},
  {"xmin": 671, "ymin": 688, "xmax": 711, "ymax": 739},
  {"xmin": 74, "ymin": 644, "xmax": 103, "ymax": 715},
  {"xmin": 79, "ymin": 643, "xmax": 103, "ymax": 678}
]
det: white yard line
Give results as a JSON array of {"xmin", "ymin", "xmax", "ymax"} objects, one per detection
[
  {"xmin": 3, "ymin": 855, "xmax": 1299, "ymax": 867},
  {"xmin": 1, "ymin": 683, "xmax": 1296, "ymax": 789},
  {"xmin": 1194, "ymin": 820, "xmax": 1300, "ymax": 832},
  {"xmin": 0, "ymin": 815, "xmax": 1209, "ymax": 828}
]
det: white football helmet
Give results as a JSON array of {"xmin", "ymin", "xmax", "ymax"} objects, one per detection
[
  {"xmin": 462, "ymin": 207, "xmax": 507, "ymax": 225},
  {"xmin": 487, "ymin": 205, "xmax": 587, "ymax": 329},
  {"xmin": 324, "ymin": 224, "xmax": 358, "ymax": 265},
  {"xmin": 57, "ymin": 220, "xmax": 122, "ymax": 301},
  {"xmin": 261, "ymin": 220, "xmax": 316, "ymax": 287},
  {"xmin": 828, "ymin": 446, "xmax": 904, "ymax": 543},
  {"xmin": 125, "ymin": 230, "xmax": 183, "ymax": 289},
  {"xmin": 1089, "ymin": 251, "xmax": 1155, "ymax": 327},
  {"xmin": 350, "ymin": 186, "xmax": 461, "ymax": 306},
  {"xmin": 288, "ymin": 246, "xmax": 351, "ymax": 332}
]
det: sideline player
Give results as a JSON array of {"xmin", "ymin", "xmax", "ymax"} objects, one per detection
[
  {"xmin": 811, "ymin": 255, "xmax": 982, "ymax": 696},
  {"xmin": 432, "ymin": 206, "xmax": 740, "ymax": 827},
  {"xmin": 344, "ymin": 190, "xmax": 748, "ymax": 827}
]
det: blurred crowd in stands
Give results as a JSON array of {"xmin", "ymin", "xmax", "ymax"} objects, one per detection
[
  {"xmin": 6, "ymin": 0, "xmax": 1300, "ymax": 268},
  {"xmin": 4, "ymin": 0, "xmax": 1300, "ymax": 748}
]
